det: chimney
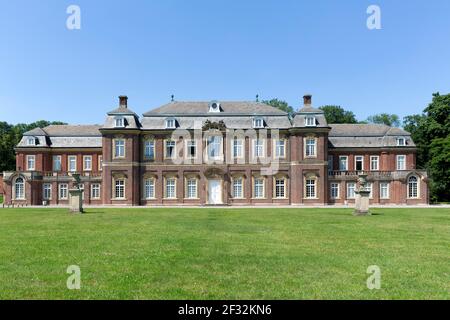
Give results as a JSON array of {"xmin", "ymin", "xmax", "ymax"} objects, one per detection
[
  {"xmin": 303, "ymin": 94, "xmax": 312, "ymax": 106},
  {"xmin": 119, "ymin": 95, "xmax": 128, "ymax": 108}
]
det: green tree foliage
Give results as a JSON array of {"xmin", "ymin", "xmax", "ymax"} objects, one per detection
[
  {"xmin": 367, "ymin": 113, "xmax": 401, "ymax": 127},
  {"xmin": 318, "ymin": 105, "xmax": 357, "ymax": 124},
  {"xmin": 0, "ymin": 120, "xmax": 67, "ymax": 172},
  {"xmin": 263, "ymin": 99, "xmax": 295, "ymax": 116}
]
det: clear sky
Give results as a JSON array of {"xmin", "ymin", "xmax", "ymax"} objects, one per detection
[{"xmin": 1, "ymin": 0, "xmax": 449, "ymax": 125}]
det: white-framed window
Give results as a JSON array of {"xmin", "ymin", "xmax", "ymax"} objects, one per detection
[
  {"xmin": 186, "ymin": 178, "xmax": 198, "ymax": 199},
  {"xmin": 355, "ymin": 156, "xmax": 364, "ymax": 171},
  {"xmin": 14, "ymin": 177, "xmax": 25, "ymax": 200},
  {"xmin": 165, "ymin": 177, "xmax": 176, "ymax": 199},
  {"xmin": 305, "ymin": 138, "xmax": 316, "ymax": 157},
  {"xmin": 380, "ymin": 182, "xmax": 390, "ymax": 199},
  {"xmin": 253, "ymin": 178, "xmax": 265, "ymax": 199},
  {"xmin": 165, "ymin": 118, "xmax": 176, "ymax": 129},
  {"xmin": 207, "ymin": 136, "xmax": 222, "ymax": 160},
  {"xmin": 144, "ymin": 140, "xmax": 155, "ymax": 160},
  {"xmin": 165, "ymin": 140, "xmax": 176, "ymax": 159},
  {"xmin": 187, "ymin": 140, "xmax": 196, "ymax": 159},
  {"xmin": 232, "ymin": 177, "xmax": 244, "ymax": 199},
  {"xmin": 275, "ymin": 140, "xmax": 286, "ymax": 158},
  {"xmin": 209, "ymin": 102, "xmax": 221, "ymax": 113},
  {"xmin": 347, "ymin": 182, "xmax": 356, "ymax": 199},
  {"xmin": 83, "ymin": 156, "xmax": 92, "ymax": 171},
  {"xmin": 253, "ymin": 117, "xmax": 264, "ymax": 128},
  {"xmin": 396, "ymin": 155, "xmax": 406, "ymax": 170},
  {"xmin": 27, "ymin": 137, "xmax": 36, "ymax": 146},
  {"xmin": 305, "ymin": 179, "xmax": 316, "ymax": 199},
  {"xmin": 114, "ymin": 179, "xmax": 125, "ymax": 199},
  {"xmin": 328, "ymin": 155, "xmax": 334, "ymax": 172},
  {"xmin": 254, "ymin": 139, "xmax": 264, "ymax": 158},
  {"xmin": 53, "ymin": 155, "xmax": 62, "ymax": 172},
  {"xmin": 58, "ymin": 183, "xmax": 68, "ymax": 200},
  {"xmin": 330, "ymin": 182, "xmax": 340, "ymax": 199},
  {"xmin": 144, "ymin": 178, "xmax": 155, "ymax": 199},
  {"xmin": 339, "ymin": 156, "xmax": 348, "ymax": 171},
  {"xmin": 91, "ymin": 183, "xmax": 101, "ymax": 199},
  {"xmin": 397, "ymin": 137, "xmax": 406, "ymax": 146},
  {"xmin": 115, "ymin": 117, "xmax": 125, "ymax": 128},
  {"xmin": 26, "ymin": 155, "xmax": 35, "ymax": 171},
  {"xmin": 408, "ymin": 176, "xmax": 419, "ymax": 199},
  {"xmin": 370, "ymin": 156, "xmax": 379, "ymax": 171},
  {"xmin": 275, "ymin": 178, "xmax": 286, "ymax": 198},
  {"xmin": 98, "ymin": 156, "xmax": 103, "ymax": 171},
  {"xmin": 43, "ymin": 183, "xmax": 52, "ymax": 200},
  {"xmin": 366, "ymin": 182, "xmax": 373, "ymax": 198},
  {"xmin": 68, "ymin": 156, "xmax": 77, "ymax": 172},
  {"xmin": 233, "ymin": 138, "xmax": 243, "ymax": 158},
  {"xmin": 305, "ymin": 116, "xmax": 316, "ymax": 127},
  {"xmin": 114, "ymin": 139, "xmax": 125, "ymax": 158}
]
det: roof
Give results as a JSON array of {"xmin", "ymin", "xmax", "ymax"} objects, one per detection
[
  {"xmin": 42, "ymin": 125, "xmax": 101, "ymax": 136},
  {"xmin": 107, "ymin": 106, "xmax": 138, "ymax": 116},
  {"xmin": 297, "ymin": 105, "xmax": 324, "ymax": 114},
  {"xmin": 23, "ymin": 127, "xmax": 48, "ymax": 136},
  {"xmin": 143, "ymin": 101, "xmax": 288, "ymax": 116}
]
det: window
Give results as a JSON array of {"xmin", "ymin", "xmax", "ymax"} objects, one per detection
[
  {"xmin": 165, "ymin": 118, "xmax": 176, "ymax": 129},
  {"xmin": 339, "ymin": 156, "xmax": 348, "ymax": 171},
  {"xmin": 380, "ymin": 182, "xmax": 390, "ymax": 199},
  {"xmin": 83, "ymin": 156, "xmax": 92, "ymax": 171},
  {"xmin": 15, "ymin": 178, "xmax": 25, "ymax": 200},
  {"xmin": 233, "ymin": 138, "xmax": 243, "ymax": 158},
  {"xmin": 114, "ymin": 179, "xmax": 125, "ymax": 199},
  {"xmin": 305, "ymin": 138, "xmax": 316, "ymax": 157},
  {"xmin": 396, "ymin": 155, "xmax": 406, "ymax": 170},
  {"xmin": 275, "ymin": 178, "xmax": 286, "ymax": 198},
  {"xmin": 330, "ymin": 183, "xmax": 340, "ymax": 199},
  {"xmin": 144, "ymin": 178, "xmax": 155, "ymax": 199},
  {"xmin": 366, "ymin": 182, "xmax": 373, "ymax": 198},
  {"xmin": 347, "ymin": 182, "xmax": 356, "ymax": 199},
  {"xmin": 165, "ymin": 140, "xmax": 176, "ymax": 159},
  {"xmin": 144, "ymin": 140, "xmax": 155, "ymax": 160},
  {"xmin": 355, "ymin": 156, "xmax": 364, "ymax": 171},
  {"xmin": 26, "ymin": 155, "xmax": 35, "ymax": 171},
  {"xmin": 207, "ymin": 136, "xmax": 222, "ymax": 159},
  {"xmin": 186, "ymin": 178, "xmax": 198, "ymax": 199},
  {"xmin": 397, "ymin": 138, "xmax": 406, "ymax": 146},
  {"xmin": 253, "ymin": 118, "xmax": 264, "ymax": 128},
  {"xmin": 408, "ymin": 176, "xmax": 419, "ymax": 199},
  {"xmin": 254, "ymin": 178, "xmax": 264, "ymax": 198},
  {"xmin": 53, "ymin": 155, "xmax": 62, "ymax": 172},
  {"xmin": 115, "ymin": 117, "xmax": 125, "ymax": 128},
  {"xmin": 68, "ymin": 156, "xmax": 77, "ymax": 172},
  {"xmin": 98, "ymin": 156, "xmax": 103, "ymax": 171},
  {"xmin": 209, "ymin": 102, "xmax": 221, "ymax": 113},
  {"xmin": 233, "ymin": 177, "xmax": 243, "ymax": 198},
  {"xmin": 27, "ymin": 137, "xmax": 36, "ymax": 146},
  {"xmin": 370, "ymin": 156, "xmax": 379, "ymax": 171},
  {"xmin": 254, "ymin": 139, "xmax": 264, "ymax": 158},
  {"xmin": 43, "ymin": 184, "xmax": 52, "ymax": 200},
  {"xmin": 328, "ymin": 155, "xmax": 334, "ymax": 172},
  {"xmin": 187, "ymin": 140, "xmax": 196, "ymax": 159},
  {"xmin": 275, "ymin": 140, "xmax": 286, "ymax": 158},
  {"xmin": 305, "ymin": 116, "xmax": 316, "ymax": 127},
  {"xmin": 114, "ymin": 139, "xmax": 125, "ymax": 158},
  {"xmin": 59, "ymin": 183, "xmax": 68, "ymax": 200},
  {"xmin": 91, "ymin": 183, "xmax": 101, "ymax": 199},
  {"xmin": 165, "ymin": 178, "xmax": 176, "ymax": 199},
  {"xmin": 305, "ymin": 179, "xmax": 316, "ymax": 199}
]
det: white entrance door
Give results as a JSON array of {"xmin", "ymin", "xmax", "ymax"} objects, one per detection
[{"xmin": 208, "ymin": 180, "xmax": 222, "ymax": 204}]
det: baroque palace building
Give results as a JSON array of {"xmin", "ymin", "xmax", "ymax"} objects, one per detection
[{"xmin": 2, "ymin": 95, "xmax": 429, "ymax": 206}]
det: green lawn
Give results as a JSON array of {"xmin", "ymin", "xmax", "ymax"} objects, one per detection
[
  {"xmin": 0, "ymin": 207, "xmax": 449, "ymax": 300},
  {"xmin": 0, "ymin": 194, "xmax": 3, "ymax": 204}
]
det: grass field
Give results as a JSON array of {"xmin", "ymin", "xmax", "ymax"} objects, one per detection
[
  {"xmin": 0, "ymin": 207, "xmax": 449, "ymax": 300},
  {"xmin": 0, "ymin": 195, "xmax": 3, "ymax": 204}
]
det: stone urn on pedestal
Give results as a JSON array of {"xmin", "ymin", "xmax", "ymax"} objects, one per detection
[
  {"xmin": 354, "ymin": 174, "xmax": 371, "ymax": 216},
  {"xmin": 68, "ymin": 173, "xmax": 84, "ymax": 214}
]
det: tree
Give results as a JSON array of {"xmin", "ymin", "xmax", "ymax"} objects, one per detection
[
  {"xmin": 262, "ymin": 99, "xmax": 295, "ymax": 116},
  {"xmin": 403, "ymin": 114, "xmax": 428, "ymax": 168},
  {"xmin": 318, "ymin": 105, "xmax": 357, "ymax": 124},
  {"xmin": 367, "ymin": 113, "xmax": 401, "ymax": 127}
]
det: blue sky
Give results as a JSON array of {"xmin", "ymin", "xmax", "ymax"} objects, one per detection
[{"xmin": 1, "ymin": 0, "xmax": 449, "ymax": 125}]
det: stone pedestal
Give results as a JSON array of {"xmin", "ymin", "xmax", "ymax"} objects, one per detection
[
  {"xmin": 354, "ymin": 190, "xmax": 371, "ymax": 216},
  {"xmin": 69, "ymin": 189, "xmax": 83, "ymax": 213}
]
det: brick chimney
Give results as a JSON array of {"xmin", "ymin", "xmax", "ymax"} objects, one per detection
[
  {"xmin": 119, "ymin": 95, "xmax": 128, "ymax": 108},
  {"xmin": 303, "ymin": 94, "xmax": 312, "ymax": 106}
]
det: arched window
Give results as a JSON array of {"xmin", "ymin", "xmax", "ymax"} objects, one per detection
[
  {"xmin": 15, "ymin": 177, "xmax": 25, "ymax": 200},
  {"xmin": 408, "ymin": 176, "xmax": 419, "ymax": 199}
]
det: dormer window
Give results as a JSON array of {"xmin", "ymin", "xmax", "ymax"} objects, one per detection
[
  {"xmin": 397, "ymin": 137, "xmax": 406, "ymax": 146},
  {"xmin": 115, "ymin": 117, "xmax": 125, "ymax": 128},
  {"xmin": 305, "ymin": 116, "xmax": 316, "ymax": 127},
  {"xmin": 27, "ymin": 137, "xmax": 36, "ymax": 146},
  {"xmin": 253, "ymin": 117, "xmax": 264, "ymax": 129},
  {"xmin": 209, "ymin": 101, "xmax": 221, "ymax": 113},
  {"xmin": 165, "ymin": 118, "xmax": 176, "ymax": 129}
]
